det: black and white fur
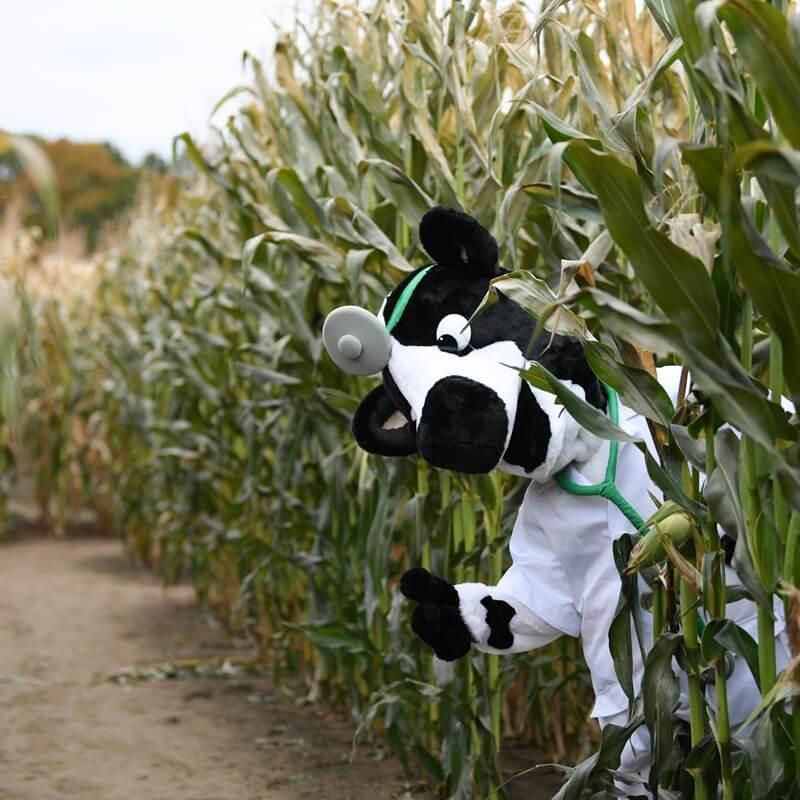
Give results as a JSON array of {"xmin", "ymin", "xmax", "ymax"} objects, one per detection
[
  {"xmin": 354, "ymin": 207, "xmax": 603, "ymax": 477},
  {"xmin": 352, "ymin": 207, "xmax": 605, "ymax": 658}
]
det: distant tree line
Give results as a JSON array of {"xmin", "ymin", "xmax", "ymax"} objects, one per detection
[{"xmin": 0, "ymin": 137, "xmax": 168, "ymax": 250}]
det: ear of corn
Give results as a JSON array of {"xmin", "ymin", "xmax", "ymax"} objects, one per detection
[{"xmin": 626, "ymin": 506, "xmax": 696, "ymax": 574}]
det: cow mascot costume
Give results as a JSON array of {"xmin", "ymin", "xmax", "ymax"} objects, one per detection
[{"xmin": 321, "ymin": 207, "xmax": 790, "ymax": 795}]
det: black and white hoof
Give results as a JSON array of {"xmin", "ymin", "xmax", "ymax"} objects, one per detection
[
  {"xmin": 400, "ymin": 568, "xmax": 517, "ymax": 660},
  {"xmin": 410, "ymin": 603, "xmax": 473, "ymax": 661},
  {"xmin": 401, "ymin": 568, "xmax": 472, "ymax": 661}
]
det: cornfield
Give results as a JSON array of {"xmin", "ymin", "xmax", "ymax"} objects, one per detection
[{"xmin": 9, "ymin": 0, "xmax": 800, "ymax": 797}]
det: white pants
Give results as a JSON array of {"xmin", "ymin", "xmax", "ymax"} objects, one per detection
[{"xmin": 600, "ymin": 627, "xmax": 792, "ymax": 797}]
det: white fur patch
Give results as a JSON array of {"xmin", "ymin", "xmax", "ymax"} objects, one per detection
[
  {"xmin": 454, "ymin": 581, "xmax": 562, "ymax": 654},
  {"xmin": 387, "ymin": 339, "xmax": 525, "ymax": 456},
  {"xmin": 454, "ymin": 582, "xmax": 494, "ymax": 645}
]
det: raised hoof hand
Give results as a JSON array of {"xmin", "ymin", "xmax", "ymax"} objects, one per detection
[{"xmin": 400, "ymin": 568, "xmax": 472, "ymax": 661}]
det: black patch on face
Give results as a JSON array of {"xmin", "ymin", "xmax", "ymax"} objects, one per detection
[
  {"xmin": 503, "ymin": 382, "xmax": 551, "ymax": 473},
  {"xmin": 470, "ymin": 294, "xmax": 540, "ymax": 354},
  {"xmin": 481, "ymin": 596, "xmax": 516, "ymax": 649},
  {"xmin": 417, "ymin": 376, "xmax": 508, "ymax": 473},
  {"xmin": 352, "ymin": 384, "xmax": 417, "ymax": 457},
  {"xmin": 382, "ymin": 266, "xmax": 490, "ymax": 347},
  {"xmin": 471, "ymin": 294, "xmax": 606, "ymax": 411}
]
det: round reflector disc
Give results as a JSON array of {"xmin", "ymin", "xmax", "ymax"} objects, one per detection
[{"xmin": 322, "ymin": 305, "xmax": 392, "ymax": 376}]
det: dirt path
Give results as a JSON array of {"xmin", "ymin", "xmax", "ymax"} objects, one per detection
[{"xmin": 0, "ymin": 534, "xmax": 423, "ymax": 800}]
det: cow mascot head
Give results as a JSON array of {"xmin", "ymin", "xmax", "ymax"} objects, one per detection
[{"xmin": 322, "ymin": 206, "xmax": 605, "ymax": 481}]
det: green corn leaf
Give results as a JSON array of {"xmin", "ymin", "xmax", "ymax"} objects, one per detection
[
  {"xmin": 554, "ymin": 712, "xmax": 645, "ymax": 799},
  {"xmin": 709, "ymin": 429, "xmax": 773, "ymax": 611},
  {"xmin": 730, "ymin": 214, "xmax": 800, "ymax": 405},
  {"xmin": 584, "ymin": 342, "xmax": 675, "ymax": 428},
  {"xmin": 358, "ymin": 158, "xmax": 433, "ymax": 224},
  {"xmin": 489, "ymin": 271, "xmax": 589, "ymax": 339},
  {"xmin": 565, "ymin": 142, "xmax": 720, "ymax": 351},
  {"xmin": 519, "ymin": 362, "xmax": 641, "ymax": 443},
  {"xmin": 642, "ymin": 632, "xmax": 683, "ymax": 784},
  {"xmin": 717, "ymin": 0, "xmax": 800, "ymax": 149},
  {"xmin": 265, "ymin": 166, "xmax": 326, "ymax": 230},
  {"xmin": 708, "ymin": 618, "xmax": 761, "ymax": 690},
  {"xmin": 521, "ymin": 182, "xmax": 604, "ymax": 223},
  {"xmin": 740, "ymin": 718, "xmax": 785, "ymax": 799},
  {"xmin": 173, "ymin": 132, "xmax": 233, "ymax": 191}
]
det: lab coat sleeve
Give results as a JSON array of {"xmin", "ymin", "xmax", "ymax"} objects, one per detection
[
  {"xmin": 448, "ymin": 481, "xmax": 581, "ymax": 655},
  {"xmin": 452, "ymin": 580, "xmax": 563, "ymax": 655}
]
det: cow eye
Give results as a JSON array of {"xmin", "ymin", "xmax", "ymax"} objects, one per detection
[{"xmin": 436, "ymin": 314, "xmax": 471, "ymax": 353}]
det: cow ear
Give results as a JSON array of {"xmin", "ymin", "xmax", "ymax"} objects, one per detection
[{"xmin": 419, "ymin": 207, "xmax": 500, "ymax": 276}]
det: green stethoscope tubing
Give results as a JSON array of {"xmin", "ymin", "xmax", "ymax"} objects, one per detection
[
  {"xmin": 554, "ymin": 385, "xmax": 645, "ymax": 531},
  {"xmin": 554, "ymin": 385, "xmax": 706, "ymax": 636}
]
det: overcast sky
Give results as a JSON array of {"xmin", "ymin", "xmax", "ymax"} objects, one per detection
[{"xmin": 2, "ymin": 1, "xmax": 313, "ymax": 163}]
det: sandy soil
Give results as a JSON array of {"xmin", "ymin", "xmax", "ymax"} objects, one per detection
[
  {"xmin": 0, "ymin": 531, "xmax": 564, "ymax": 800},
  {"xmin": 0, "ymin": 533, "xmax": 427, "ymax": 800}
]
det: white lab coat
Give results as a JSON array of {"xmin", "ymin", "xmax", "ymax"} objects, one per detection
[{"xmin": 454, "ymin": 366, "xmax": 791, "ymax": 790}]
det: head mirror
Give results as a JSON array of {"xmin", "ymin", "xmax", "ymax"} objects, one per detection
[{"xmin": 322, "ymin": 305, "xmax": 392, "ymax": 376}]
